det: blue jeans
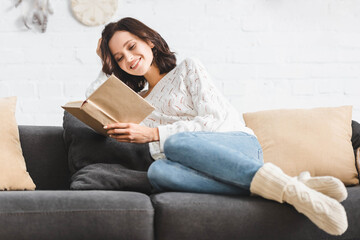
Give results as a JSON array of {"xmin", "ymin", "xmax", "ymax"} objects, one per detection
[{"xmin": 147, "ymin": 131, "xmax": 264, "ymax": 195}]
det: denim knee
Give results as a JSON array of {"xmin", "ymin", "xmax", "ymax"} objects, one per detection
[
  {"xmin": 147, "ymin": 160, "xmax": 168, "ymax": 190},
  {"xmin": 164, "ymin": 132, "xmax": 193, "ymax": 157},
  {"xmin": 147, "ymin": 161, "xmax": 161, "ymax": 183}
]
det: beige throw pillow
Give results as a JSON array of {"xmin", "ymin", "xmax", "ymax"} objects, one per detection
[
  {"xmin": 243, "ymin": 106, "xmax": 358, "ymax": 186},
  {"xmin": 0, "ymin": 97, "xmax": 36, "ymax": 190}
]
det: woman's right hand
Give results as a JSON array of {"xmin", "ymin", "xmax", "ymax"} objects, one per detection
[{"xmin": 96, "ymin": 38, "xmax": 102, "ymax": 58}]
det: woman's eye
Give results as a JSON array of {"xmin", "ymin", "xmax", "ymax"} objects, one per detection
[{"xmin": 115, "ymin": 43, "xmax": 135, "ymax": 62}]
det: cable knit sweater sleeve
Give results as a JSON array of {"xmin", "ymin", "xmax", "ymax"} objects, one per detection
[{"xmin": 155, "ymin": 58, "xmax": 247, "ymax": 152}]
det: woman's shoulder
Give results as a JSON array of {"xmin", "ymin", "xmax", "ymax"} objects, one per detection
[
  {"xmin": 177, "ymin": 57, "xmax": 204, "ymax": 70},
  {"xmin": 163, "ymin": 57, "xmax": 206, "ymax": 84}
]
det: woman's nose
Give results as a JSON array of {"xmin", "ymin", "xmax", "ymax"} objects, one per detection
[{"xmin": 126, "ymin": 54, "xmax": 134, "ymax": 62}]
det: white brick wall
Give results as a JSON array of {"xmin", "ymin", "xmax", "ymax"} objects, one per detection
[{"xmin": 1, "ymin": 0, "xmax": 360, "ymax": 126}]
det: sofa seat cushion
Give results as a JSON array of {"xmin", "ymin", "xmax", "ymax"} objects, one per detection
[
  {"xmin": 151, "ymin": 186, "xmax": 360, "ymax": 240},
  {"xmin": 0, "ymin": 191, "xmax": 154, "ymax": 240}
]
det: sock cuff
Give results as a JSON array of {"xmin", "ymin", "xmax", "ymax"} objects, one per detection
[{"xmin": 250, "ymin": 163, "xmax": 291, "ymax": 203}]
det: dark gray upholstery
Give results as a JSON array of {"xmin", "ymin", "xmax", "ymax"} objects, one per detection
[
  {"xmin": 63, "ymin": 111, "xmax": 153, "ymax": 193},
  {"xmin": 63, "ymin": 111, "xmax": 153, "ymax": 175},
  {"xmin": 351, "ymin": 120, "xmax": 360, "ymax": 153},
  {"xmin": 12, "ymin": 126, "xmax": 154, "ymax": 240},
  {"xmin": 0, "ymin": 191, "xmax": 154, "ymax": 240},
  {"xmin": 71, "ymin": 163, "xmax": 152, "ymax": 194},
  {"xmin": 151, "ymin": 186, "xmax": 360, "ymax": 240},
  {"xmin": 19, "ymin": 125, "xmax": 70, "ymax": 190},
  {"xmin": 2, "ymin": 125, "xmax": 358, "ymax": 240}
]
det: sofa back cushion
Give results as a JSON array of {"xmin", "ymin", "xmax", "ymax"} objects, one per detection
[
  {"xmin": 19, "ymin": 126, "xmax": 70, "ymax": 190},
  {"xmin": 63, "ymin": 111, "xmax": 153, "ymax": 194}
]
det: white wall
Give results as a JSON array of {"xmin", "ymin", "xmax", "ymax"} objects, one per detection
[{"xmin": 1, "ymin": 0, "xmax": 360, "ymax": 126}]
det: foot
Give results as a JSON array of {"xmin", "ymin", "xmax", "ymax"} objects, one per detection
[
  {"xmin": 283, "ymin": 178, "xmax": 348, "ymax": 236},
  {"xmin": 297, "ymin": 171, "xmax": 347, "ymax": 202},
  {"xmin": 250, "ymin": 163, "xmax": 348, "ymax": 236}
]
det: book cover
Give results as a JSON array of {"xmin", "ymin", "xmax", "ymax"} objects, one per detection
[{"xmin": 62, "ymin": 74, "xmax": 155, "ymax": 136}]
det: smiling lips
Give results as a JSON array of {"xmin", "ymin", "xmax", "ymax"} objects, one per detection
[{"xmin": 130, "ymin": 58, "xmax": 141, "ymax": 69}]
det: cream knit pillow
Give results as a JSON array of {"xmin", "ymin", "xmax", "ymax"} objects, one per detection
[
  {"xmin": 0, "ymin": 97, "xmax": 36, "ymax": 190},
  {"xmin": 243, "ymin": 106, "xmax": 358, "ymax": 186}
]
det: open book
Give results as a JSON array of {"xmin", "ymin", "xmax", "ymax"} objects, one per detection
[{"xmin": 62, "ymin": 74, "xmax": 155, "ymax": 136}]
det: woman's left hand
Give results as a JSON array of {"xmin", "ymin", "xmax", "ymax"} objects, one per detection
[{"xmin": 104, "ymin": 122, "xmax": 159, "ymax": 143}]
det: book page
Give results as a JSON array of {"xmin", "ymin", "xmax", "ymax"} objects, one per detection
[
  {"xmin": 86, "ymin": 74, "xmax": 155, "ymax": 124},
  {"xmin": 62, "ymin": 104, "xmax": 108, "ymax": 136},
  {"xmin": 62, "ymin": 74, "xmax": 155, "ymax": 136}
]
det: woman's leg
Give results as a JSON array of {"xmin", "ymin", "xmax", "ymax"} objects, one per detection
[
  {"xmin": 163, "ymin": 131, "xmax": 263, "ymax": 190},
  {"xmin": 161, "ymin": 131, "xmax": 348, "ymax": 236},
  {"xmin": 148, "ymin": 159, "xmax": 249, "ymax": 195},
  {"xmin": 148, "ymin": 131, "xmax": 261, "ymax": 195},
  {"xmin": 157, "ymin": 131, "xmax": 346, "ymax": 200}
]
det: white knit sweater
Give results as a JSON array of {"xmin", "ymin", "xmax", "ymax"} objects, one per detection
[{"xmin": 86, "ymin": 58, "xmax": 254, "ymax": 160}]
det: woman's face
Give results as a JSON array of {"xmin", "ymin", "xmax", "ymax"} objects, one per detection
[{"xmin": 108, "ymin": 31, "xmax": 154, "ymax": 76}]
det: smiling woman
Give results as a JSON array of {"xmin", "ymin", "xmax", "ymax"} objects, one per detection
[
  {"xmin": 98, "ymin": 18, "xmax": 177, "ymax": 93},
  {"xmin": 84, "ymin": 17, "xmax": 350, "ymax": 236}
]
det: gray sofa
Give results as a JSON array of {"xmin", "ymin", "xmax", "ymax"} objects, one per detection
[{"xmin": 0, "ymin": 125, "xmax": 359, "ymax": 240}]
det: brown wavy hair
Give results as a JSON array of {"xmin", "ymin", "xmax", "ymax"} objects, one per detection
[{"xmin": 99, "ymin": 17, "xmax": 177, "ymax": 92}]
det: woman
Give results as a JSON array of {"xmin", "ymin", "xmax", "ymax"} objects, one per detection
[{"xmin": 86, "ymin": 17, "xmax": 348, "ymax": 236}]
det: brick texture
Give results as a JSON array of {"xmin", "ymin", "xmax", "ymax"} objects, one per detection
[{"xmin": 0, "ymin": 0, "xmax": 359, "ymax": 126}]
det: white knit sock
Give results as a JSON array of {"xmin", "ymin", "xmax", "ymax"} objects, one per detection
[
  {"xmin": 250, "ymin": 163, "xmax": 348, "ymax": 236},
  {"xmin": 297, "ymin": 171, "xmax": 348, "ymax": 202}
]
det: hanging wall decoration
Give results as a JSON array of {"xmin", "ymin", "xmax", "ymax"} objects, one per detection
[
  {"xmin": 15, "ymin": 0, "xmax": 53, "ymax": 33},
  {"xmin": 71, "ymin": 0, "xmax": 118, "ymax": 26}
]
